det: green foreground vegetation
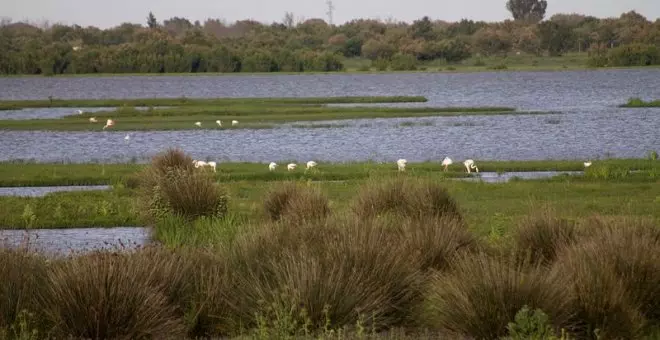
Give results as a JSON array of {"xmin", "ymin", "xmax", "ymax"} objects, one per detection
[
  {"xmin": 0, "ymin": 95, "xmax": 529, "ymax": 131},
  {"xmin": 1, "ymin": 149, "xmax": 660, "ymax": 339},
  {"xmin": 0, "ymin": 156, "xmax": 658, "ymax": 230},
  {"xmin": 620, "ymin": 97, "xmax": 660, "ymax": 108}
]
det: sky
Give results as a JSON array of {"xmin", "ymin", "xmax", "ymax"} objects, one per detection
[{"xmin": 2, "ymin": 0, "xmax": 659, "ymax": 28}]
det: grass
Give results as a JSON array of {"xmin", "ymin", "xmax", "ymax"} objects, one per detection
[
  {"xmin": 2, "ymin": 177, "xmax": 660, "ymax": 338},
  {"xmin": 0, "ymin": 96, "xmax": 429, "ymax": 110},
  {"xmin": 619, "ymin": 97, "xmax": 660, "ymax": 108},
  {"xmin": 0, "ymin": 150, "xmax": 658, "ymax": 338},
  {"xmin": 0, "ymin": 158, "xmax": 657, "ymax": 187},
  {"xmin": 0, "ymin": 104, "xmax": 525, "ymax": 131}
]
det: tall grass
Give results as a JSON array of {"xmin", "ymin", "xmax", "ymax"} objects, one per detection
[
  {"xmin": 352, "ymin": 177, "xmax": 463, "ymax": 221},
  {"xmin": 0, "ymin": 249, "xmax": 47, "ymax": 332},
  {"xmin": 38, "ymin": 248, "xmax": 190, "ymax": 339},
  {"xmin": 421, "ymin": 252, "xmax": 575, "ymax": 339},
  {"xmin": 511, "ymin": 208, "xmax": 579, "ymax": 265},
  {"xmin": 262, "ymin": 181, "xmax": 330, "ymax": 224},
  {"xmin": 554, "ymin": 218, "xmax": 660, "ymax": 338},
  {"xmin": 137, "ymin": 148, "xmax": 228, "ymax": 222}
]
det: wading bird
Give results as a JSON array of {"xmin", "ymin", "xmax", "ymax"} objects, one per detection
[
  {"xmin": 206, "ymin": 161, "xmax": 217, "ymax": 172},
  {"xmin": 89, "ymin": 117, "xmax": 98, "ymax": 123},
  {"xmin": 269, "ymin": 162, "xmax": 277, "ymax": 171},
  {"xmin": 463, "ymin": 159, "xmax": 479, "ymax": 173},
  {"xmin": 584, "ymin": 161, "xmax": 592, "ymax": 168},
  {"xmin": 103, "ymin": 119, "xmax": 115, "ymax": 130},
  {"xmin": 77, "ymin": 110, "xmax": 83, "ymax": 115},
  {"xmin": 287, "ymin": 163, "xmax": 297, "ymax": 171},
  {"xmin": 216, "ymin": 120, "xmax": 222, "ymax": 127},
  {"xmin": 397, "ymin": 159, "xmax": 407, "ymax": 172},
  {"xmin": 441, "ymin": 157, "xmax": 453, "ymax": 171},
  {"xmin": 232, "ymin": 120, "xmax": 239, "ymax": 126},
  {"xmin": 306, "ymin": 161, "xmax": 317, "ymax": 170},
  {"xmin": 124, "ymin": 134, "xmax": 130, "ymax": 141},
  {"xmin": 195, "ymin": 122, "xmax": 202, "ymax": 127}
]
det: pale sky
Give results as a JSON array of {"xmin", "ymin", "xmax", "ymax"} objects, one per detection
[{"xmin": 2, "ymin": 0, "xmax": 659, "ymax": 29}]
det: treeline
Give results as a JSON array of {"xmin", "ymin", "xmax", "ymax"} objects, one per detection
[{"xmin": 0, "ymin": 8, "xmax": 659, "ymax": 75}]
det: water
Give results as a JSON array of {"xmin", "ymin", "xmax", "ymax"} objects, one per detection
[
  {"xmin": 0, "ymin": 106, "xmax": 168, "ymax": 120},
  {"xmin": 0, "ymin": 227, "xmax": 150, "ymax": 257},
  {"xmin": 1, "ymin": 70, "xmax": 659, "ymax": 163},
  {"xmin": 456, "ymin": 171, "xmax": 583, "ymax": 183},
  {"xmin": 0, "ymin": 185, "xmax": 110, "ymax": 197}
]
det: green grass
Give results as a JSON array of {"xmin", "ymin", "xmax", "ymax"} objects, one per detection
[
  {"xmin": 1, "ymin": 159, "xmax": 658, "ymax": 187},
  {"xmin": 0, "ymin": 96, "xmax": 428, "ymax": 110},
  {"xmin": 0, "ymin": 158, "xmax": 658, "ymax": 230},
  {"xmin": 0, "ymin": 104, "xmax": 525, "ymax": 131},
  {"xmin": 620, "ymin": 97, "xmax": 660, "ymax": 108}
]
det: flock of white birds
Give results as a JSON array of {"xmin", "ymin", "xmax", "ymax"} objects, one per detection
[{"xmin": 77, "ymin": 109, "xmax": 595, "ymax": 173}]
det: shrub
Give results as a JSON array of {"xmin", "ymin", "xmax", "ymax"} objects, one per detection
[
  {"xmin": 263, "ymin": 181, "xmax": 330, "ymax": 224},
  {"xmin": 38, "ymin": 249, "xmax": 190, "ymax": 339},
  {"xmin": 389, "ymin": 53, "xmax": 418, "ymax": 71},
  {"xmin": 0, "ymin": 249, "xmax": 47, "ymax": 331},
  {"xmin": 223, "ymin": 217, "xmax": 421, "ymax": 335},
  {"xmin": 158, "ymin": 168, "xmax": 228, "ymax": 220},
  {"xmin": 138, "ymin": 149, "xmax": 228, "ymax": 221},
  {"xmin": 511, "ymin": 210, "xmax": 579, "ymax": 265},
  {"xmin": 555, "ymin": 219, "xmax": 660, "ymax": 337},
  {"xmin": 352, "ymin": 177, "xmax": 462, "ymax": 221},
  {"xmin": 395, "ymin": 215, "xmax": 479, "ymax": 272},
  {"xmin": 422, "ymin": 252, "xmax": 574, "ymax": 339}
]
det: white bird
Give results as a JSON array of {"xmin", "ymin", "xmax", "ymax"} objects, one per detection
[
  {"xmin": 77, "ymin": 109, "xmax": 83, "ymax": 115},
  {"xmin": 206, "ymin": 161, "xmax": 217, "ymax": 172},
  {"xmin": 195, "ymin": 122, "xmax": 202, "ymax": 127},
  {"xmin": 397, "ymin": 159, "xmax": 407, "ymax": 172},
  {"xmin": 89, "ymin": 117, "xmax": 98, "ymax": 123},
  {"xmin": 584, "ymin": 161, "xmax": 592, "ymax": 168},
  {"xmin": 192, "ymin": 160, "xmax": 207, "ymax": 168},
  {"xmin": 268, "ymin": 162, "xmax": 278, "ymax": 171},
  {"xmin": 124, "ymin": 134, "xmax": 130, "ymax": 141},
  {"xmin": 463, "ymin": 159, "xmax": 479, "ymax": 174},
  {"xmin": 216, "ymin": 120, "xmax": 222, "ymax": 127},
  {"xmin": 306, "ymin": 161, "xmax": 318, "ymax": 170},
  {"xmin": 441, "ymin": 157, "xmax": 453, "ymax": 172},
  {"xmin": 232, "ymin": 120, "xmax": 239, "ymax": 126},
  {"xmin": 287, "ymin": 163, "xmax": 297, "ymax": 171},
  {"xmin": 103, "ymin": 119, "xmax": 114, "ymax": 130}
]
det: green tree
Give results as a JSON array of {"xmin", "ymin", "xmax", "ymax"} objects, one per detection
[
  {"xmin": 147, "ymin": 12, "xmax": 158, "ymax": 29},
  {"xmin": 506, "ymin": 0, "xmax": 548, "ymax": 23}
]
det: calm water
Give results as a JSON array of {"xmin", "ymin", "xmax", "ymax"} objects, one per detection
[
  {"xmin": 0, "ymin": 185, "xmax": 110, "ymax": 197},
  {"xmin": 0, "ymin": 227, "xmax": 150, "ymax": 257},
  {"xmin": 457, "ymin": 171, "xmax": 583, "ymax": 183},
  {"xmin": 0, "ymin": 106, "xmax": 164, "ymax": 120},
  {"xmin": 1, "ymin": 70, "xmax": 659, "ymax": 163}
]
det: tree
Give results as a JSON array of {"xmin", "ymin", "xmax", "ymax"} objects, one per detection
[
  {"xmin": 506, "ymin": 0, "xmax": 547, "ymax": 23},
  {"xmin": 147, "ymin": 12, "xmax": 158, "ymax": 29}
]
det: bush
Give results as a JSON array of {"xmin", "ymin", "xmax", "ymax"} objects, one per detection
[
  {"xmin": 138, "ymin": 149, "xmax": 228, "ymax": 221},
  {"xmin": 0, "ymin": 249, "xmax": 47, "ymax": 331},
  {"xmin": 555, "ymin": 219, "xmax": 660, "ymax": 338},
  {"xmin": 38, "ymin": 248, "xmax": 191, "ymax": 340},
  {"xmin": 158, "ymin": 168, "xmax": 228, "ymax": 219},
  {"xmin": 608, "ymin": 43, "xmax": 660, "ymax": 67},
  {"xmin": 389, "ymin": 53, "xmax": 418, "ymax": 71},
  {"xmin": 422, "ymin": 253, "xmax": 574, "ymax": 339},
  {"xmin": 263, "ymin": 181, "xmax": 330, "ymax": 224},
  {"xmin": 395, "ymin": 215, "xmax": 478, "ymax": 272},
  {"xmin": 511, "ymin": 210, "xmax": 579, "ymax": 265},
  {"xmin": 352, "ymin": 177, "xmax": 462, "ymax": 221},
  {"xmin": 222, "ymin": 217, "xmax": 421, "ymax": 335}
]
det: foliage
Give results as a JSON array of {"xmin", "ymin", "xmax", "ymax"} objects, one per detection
[
  {"xmin": 511, "ymin": 208, "xmax": 579, "ymax": 265},
  {"xmin": 2, "ymin": 9, "xmax": 659, "ymax": 74},
  {"xmin": 262, "ymin": 181, "xmax": 330, "ymax": 224}
]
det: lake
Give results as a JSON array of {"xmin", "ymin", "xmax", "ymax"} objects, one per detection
[{"xmin": 1, "ymin": 70, "xmax": 659, "ymax": 163}]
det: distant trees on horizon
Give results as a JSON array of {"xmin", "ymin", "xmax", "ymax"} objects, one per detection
[{"xmin": 0, "ymin": 1, "xmax": 658, "ymax": 75}]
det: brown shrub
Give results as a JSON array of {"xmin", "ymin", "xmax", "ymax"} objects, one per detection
[
  {"xmin": 511, "ymin": 209, "xmax": 579, "ymax": 265},
  {"xmin": 38, "ymin": 248, "xmax": 190, "ymax": 340},
  {"xmin": 0, "ymin": 248, "xmax": 47, "ymax": 330},
  {"xmin": 422, "ymin": 252, "xmax": 574, "ymax": 339},
  {"xmin": 263, "ymin": 181, "xmax": 330, "ymax": 224},
  {"xmin": 352, "ymin": 177, "xmax": 462, "ymax": 221}
]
